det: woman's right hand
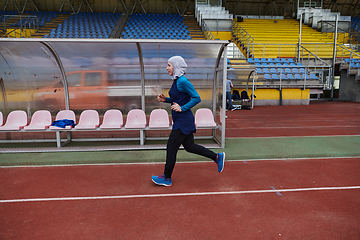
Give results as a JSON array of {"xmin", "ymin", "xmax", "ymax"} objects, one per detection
[{"xmin": 158, "ymin": 93, "xmax": 166, "ymax": 102}]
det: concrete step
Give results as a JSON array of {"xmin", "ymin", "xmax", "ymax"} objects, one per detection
[{"xmin": 183, "ymin": 15, "xmax": 205, "ymax": 40}]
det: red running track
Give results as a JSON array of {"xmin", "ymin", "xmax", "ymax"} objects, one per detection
[
  {"xmin": 225, "ymin": 101, "xmax": 360, "ymax": 138},
  {"xmin": 1, "ymin": 157, "xmax": 360, "ymax": 239}
]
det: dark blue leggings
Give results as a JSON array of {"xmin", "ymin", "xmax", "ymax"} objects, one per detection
[{"xmin": 164, "ymin": 129, "xmax": 217, "ymax": 178}]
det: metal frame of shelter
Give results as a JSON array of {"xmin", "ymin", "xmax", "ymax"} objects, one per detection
[{"xmin": 0, "ymin": 38, "xmax": 229, "ymax": 150}]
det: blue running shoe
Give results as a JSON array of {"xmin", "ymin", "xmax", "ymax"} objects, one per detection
[
  {"xmin": 151, "ymin": 174, "xmax": 172, "ymax": 186},
  {"xmin": 216, "ymin": 152, "xmax": 225, "ymax": 173}
]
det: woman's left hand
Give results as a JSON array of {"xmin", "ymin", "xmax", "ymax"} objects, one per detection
[{"xmin": 171, "ymin": 102, "xmax": 182, "ymax": 112}]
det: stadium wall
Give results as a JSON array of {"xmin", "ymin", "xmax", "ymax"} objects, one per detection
[
  {"xmin": 210, "ymin": 31, "xmax": 232, "ymax": 40},
  {"xmin": 234, "ymin": 88, "xmax": 310, "ymax": 106},
  {"xmin": 339, "ymin": 70, "xmax": 360, "ymax": 102}
]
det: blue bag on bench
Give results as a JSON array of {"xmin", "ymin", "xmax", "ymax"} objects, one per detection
[{"xmin": 51, "ymin": 119, "xmax": 76, "ymax": 128}]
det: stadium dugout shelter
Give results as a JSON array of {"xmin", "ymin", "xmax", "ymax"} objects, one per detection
[{"xmin": 0, "ymin": 38, "xmax": 238, "ymax": 152}]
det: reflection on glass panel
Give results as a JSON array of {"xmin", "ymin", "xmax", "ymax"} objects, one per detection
[
  {"xmin": 85, "ymin": 72, "xmax": 102, "ymax": 86},
  {"xmin": 67, "ymin": 73, "xmax": 81, "ymax": 87},
  {"xmin": 48, "ymin": 42, "xmax": 142, "ymax": 114},
  {"xmin": 0, "ymin": 41, "xmax": 63, "ymax": 114},
  {"xmin": 140, "ymin": 42, "xmax": 221, "ymax": 115}
]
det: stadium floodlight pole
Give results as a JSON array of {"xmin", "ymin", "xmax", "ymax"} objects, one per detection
[{"xmin": 331, "ymin": 14, "xmax": 338, "ymax": 101}]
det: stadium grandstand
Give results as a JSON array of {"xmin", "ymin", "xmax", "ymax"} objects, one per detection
[
  {"xmin": 1, "ymin": 3, "xmax": 360, "ymax": 239},
  {"xmin": 0, "ymin": 0, "xmax": 360, "ymax": 149}
]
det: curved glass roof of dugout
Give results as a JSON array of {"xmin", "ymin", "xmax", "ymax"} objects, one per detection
[{"xmin": 0, "ymin": 39, "xmax": 229, "ymax": 147}]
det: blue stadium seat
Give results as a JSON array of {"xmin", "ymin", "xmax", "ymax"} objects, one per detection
[
  {"xmin": 271, "ymin": 74, "xmax": 279, "ymax": 80},
  {"xmin": 263, "ymin": 68, "xmax": 270, "ymax": 74},
  {"xmin": 270, "ymin": 68, "xmax": 277, "ymax": 73},
  {"xmin": 283, "ymin": 63, "xmax": 290, "ymax": 68},
  {"xmin": 287, "ymin": 74, "xmax": 294, "ymax": 79},
  {"xmin": 287, "ymin": 58, "xmax": 295, "ymax": 63},
  {"xmin": 309, "ymin": 73, "xmax": 317, "ymax": 79},
  {"xmin": 294, "ymin": 73, "xmax": 302, "ymax": 80},
  {"xmin": 292, "ymin": 68, "xmax": 299, "ymax": 74},
  {"xmin": 280, "ymin": 73, "xmax": 287, "ymax": 79},
  {"xmin": 285, "ymin": 68, "xmax": 292, "ymax": 73}
]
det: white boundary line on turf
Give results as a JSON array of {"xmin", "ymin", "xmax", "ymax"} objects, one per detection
[
  {"xmin": 227, "ymin": 134, "xmax": 360, "ymax": 139},
  {"xmin": 1, "ymin": 186, "xmax": 360, "ymax": 203},
  {"xmin": 226, "ymin": 125, "xmax": 359, "ymax": 130},
  {"xmin": 0, "ymin": 156, "xmax": 360, "ymax": 168}
]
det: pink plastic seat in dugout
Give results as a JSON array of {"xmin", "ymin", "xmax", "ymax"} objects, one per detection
[
  {"xmin": 24, "ymin": 110, "xmax": 52, "ymax": 130},
  {"xmin": 99, "ymin": 109, "xmax": 123, "ymax": 129},
  {"xmin": 195, "ymin": 108, "xmax": 217, "ymax": 127},
  {"xmin": 124, "ymin": 109, "xmax": 147, "ymax": 129},
  {"xmin": 0, "ymin": 110, "xmax": 28, "ymax": 130},
  {"xmin": 0, "ymin": 111, "xmax": 3, "ymax": 126},
  {"xmin": 75, "ymin": 110, "xmax": 100, "ymax": 130},
  {"xmin": 49, "ymin": 110, "xmax": 76, "ymax": 130},
  {"xmin": 149, "ymin": 109, "xmax": 170, "ymax": 128}
]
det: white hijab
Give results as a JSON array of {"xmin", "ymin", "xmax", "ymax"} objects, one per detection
[{"xmin": 168, "ymin": 56, "xmax": 187, "ymax": 80}]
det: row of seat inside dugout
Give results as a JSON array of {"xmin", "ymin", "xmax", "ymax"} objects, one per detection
[{"xmin": 0, "ymin": 108, "xmax": 216, "ymax": 132}]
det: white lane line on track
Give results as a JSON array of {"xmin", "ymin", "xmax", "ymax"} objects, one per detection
[
  {"xmin": 0, "ymin": 156, "xmax": 359, "ymax": 168},
  {"xmin": 1, "ymin": 186, "xmax": 360, "ymax": 203}
]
